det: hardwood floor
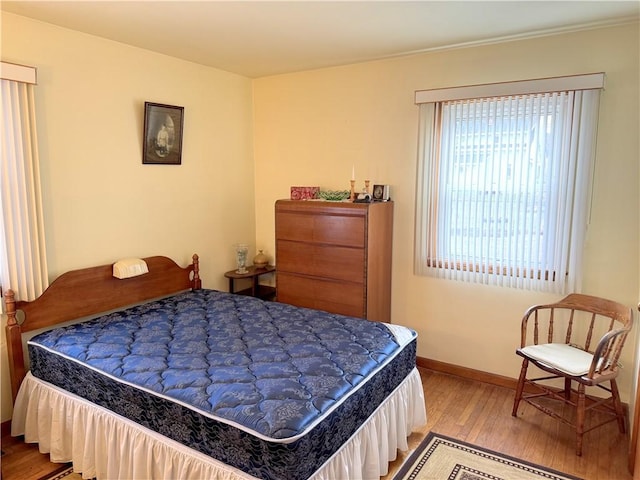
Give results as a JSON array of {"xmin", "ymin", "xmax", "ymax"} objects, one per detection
[
  {"xmin": 384, "ymin": 369, "xmax": 632, "ymax": 480},
  {"xmin": 1, "ymin": 368, "xmax": 632, "ymax": 480}
]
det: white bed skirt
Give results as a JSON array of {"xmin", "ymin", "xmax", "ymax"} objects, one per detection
[{"xmin": 12, "ymin": 367, "xmax": 426, "ymax": 480}]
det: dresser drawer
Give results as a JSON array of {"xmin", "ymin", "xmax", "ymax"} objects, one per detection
[
  {"xmin": 276, "ymin": 212, "xmax": 365, "ymax": 248},
  {"xmin": 276, "ymin": 240, "xmax": 364, "ymax": 283},
  {"xmin": 276, "ymin": 273, "xmax": 365, "ymax": 318}
]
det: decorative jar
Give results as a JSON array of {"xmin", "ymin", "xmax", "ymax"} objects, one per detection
[{"xmin": 253, "ymin": 250, "xmax": 269, "ymax": 268}]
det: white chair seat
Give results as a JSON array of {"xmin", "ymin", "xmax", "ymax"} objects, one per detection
[{"xmin": 520, "ymin": 343, "xmax": 593, "ymax": 376}]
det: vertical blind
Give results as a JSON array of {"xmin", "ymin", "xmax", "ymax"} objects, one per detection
[
  {"xmin": 1, "ymin": 74, "xmax": 48, "ymax": 302},
  {"xmin": 414, "ymin": 75, "xmax": 602, "ymax": 293}
]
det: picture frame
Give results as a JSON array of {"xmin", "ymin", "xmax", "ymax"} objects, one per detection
[
  {"xmin": 372, "ymin": 184, "xmax": 390, "ymax": 201},
  {"xmin": 143, "ymin": 102, "xmax": 184, "ymax": 165}
]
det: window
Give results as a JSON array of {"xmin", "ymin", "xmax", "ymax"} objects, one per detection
[
  {"xmin": 1, "ymin": 62, "xmax": 48, "ymax": 304},
  {"xmin": 414, "ymin": 74, "xmax": 603, "ymax": 293}
]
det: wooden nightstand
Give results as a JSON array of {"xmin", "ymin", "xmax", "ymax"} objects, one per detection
[{"xmin": 224, "ymin": 265, "xmax": 276, "ymax": 300}]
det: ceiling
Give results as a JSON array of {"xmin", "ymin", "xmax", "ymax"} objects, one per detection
[{"xmin": 2, "ymin": 1, "xmax": 639, "ymax": 78}]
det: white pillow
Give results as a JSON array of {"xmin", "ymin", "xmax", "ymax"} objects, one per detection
[{"xmin": 113, "ymin": 258, "xmax": 149, "ymax": 279}]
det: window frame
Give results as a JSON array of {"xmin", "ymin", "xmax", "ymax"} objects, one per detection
[{"xmin": 414, "ymin": 74, "xmax": 604, "ymax": 293}]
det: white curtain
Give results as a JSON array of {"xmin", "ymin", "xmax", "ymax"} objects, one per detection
[
  {"xmin": 414, "ymin": 87, "xmax": 601, "ymax": 294},
  {"xmin": 0, "ymin": 77, "xmax": 48, "ymax": 302}
]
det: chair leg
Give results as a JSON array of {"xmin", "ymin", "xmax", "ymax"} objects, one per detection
[
  {"xmin": 576, "ymin": 383, "xmax": 586, "ymax": 456},
  {"xmin": 512, "ymin": 358, "xmax": 529, "ymax": 417},
  {"xmin": 610, "ymin": 379, "xmax": 626, "ymax": 433},
  {"xmin": 564, "ymin": 378, "xmax": 572, "ymax": 400}
]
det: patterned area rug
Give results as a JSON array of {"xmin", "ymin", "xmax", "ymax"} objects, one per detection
[
  {"xmin": 393, "ymin": 432, "xmax": 582, "ymax": 480},
  {"xmin": 38, "ymin": 464, "xmax": 82, "ymax": 480}
]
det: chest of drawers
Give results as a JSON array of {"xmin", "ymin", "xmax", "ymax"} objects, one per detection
[{"xmin": 275, "ymin": 200, "xmax": 393, "ymax": 322}]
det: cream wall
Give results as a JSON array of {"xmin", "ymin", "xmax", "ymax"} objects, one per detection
[
  {"xmin": 253, "ymin": 23, "xmax": 640, "ymax": 403},
  {"xmin": 1, "ymin": 13, "xmax": 255, "ymax": 421}
]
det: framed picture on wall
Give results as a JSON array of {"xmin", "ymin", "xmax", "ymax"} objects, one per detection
[{"xmin": 143, "ymin": 102, "xmax": 184, "ymax": 165}]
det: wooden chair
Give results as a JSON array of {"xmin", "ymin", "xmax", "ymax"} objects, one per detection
[{"xmin": 512, "ymin": 293, "xmax": 633, "ymax": 456}]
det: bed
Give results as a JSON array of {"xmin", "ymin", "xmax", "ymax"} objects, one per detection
[{"xmin": 6, "ymin": 254, "xmax": 426, "ymax": 480}]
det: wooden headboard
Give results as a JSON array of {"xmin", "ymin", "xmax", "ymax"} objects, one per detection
[{"xmin": 4, "ymin": 254, "xmax": 201, "ymax": 401}]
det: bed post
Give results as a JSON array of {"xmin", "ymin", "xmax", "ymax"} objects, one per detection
[
  {"xmin": 4, "ymin": 289, "xmax": 25, "ymax": 402},
  {"xmin": 192, "ymin": 254, "xmax": 201, "ymax": 290}
]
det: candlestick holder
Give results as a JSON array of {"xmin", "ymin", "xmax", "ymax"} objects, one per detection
[
  {"xmin": 364, "ymin": 180, "xmax": 370, "ymax": 194},
  {"xmin": 350, "ymin": 180, "xmax": 356, "ymax": 201}
]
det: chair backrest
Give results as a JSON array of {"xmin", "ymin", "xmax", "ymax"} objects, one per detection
[{"xmin": 520, "ymin": 293, "xmax": 633, "ymax": 380}]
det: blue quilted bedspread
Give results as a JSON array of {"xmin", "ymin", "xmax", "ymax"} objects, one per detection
[{"xmin": 28, "ymin": 289, "xmax": 416, "ymax": 479}]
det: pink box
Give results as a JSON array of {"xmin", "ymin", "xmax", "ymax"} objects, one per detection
[{"xmin": 290, "ymin": 186, "xmax": 320, "ymax": 200}]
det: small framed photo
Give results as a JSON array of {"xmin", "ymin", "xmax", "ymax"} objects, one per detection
[
  {"xmin": 143, "ymin": 102, "xmax": 184, "ymax": 165},
  {"xmin": 372, "ymin": 184, "xmax": 390, "ymax": 201}
]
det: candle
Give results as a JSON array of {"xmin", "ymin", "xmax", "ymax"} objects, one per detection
[{"xmin": 351, "ymin": 165, "xmax": 355, "ymax": 181}]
